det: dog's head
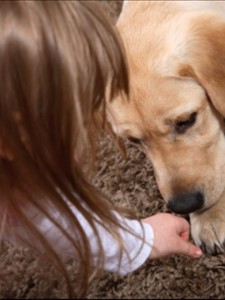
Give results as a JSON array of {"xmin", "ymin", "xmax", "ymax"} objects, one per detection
[{"xmin": 107, "ymin": 1, "xmax": 225, "ymax": 215}]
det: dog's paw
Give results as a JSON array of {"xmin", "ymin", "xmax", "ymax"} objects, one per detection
[{"xmin": 190, "ymin": 211, "xmax": 225, "ymax": 255}]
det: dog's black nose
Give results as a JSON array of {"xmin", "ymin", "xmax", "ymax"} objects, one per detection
[{"xmin": 168, "ymin": 191, "xmax": 204, "ymax": 214}]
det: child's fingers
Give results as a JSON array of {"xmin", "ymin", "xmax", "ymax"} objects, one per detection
[
  {"xmin": 179, "ymin": 239, "xmax": 203, "ymax": 258},
  {"xmin": 175, "ymin": 217, "xmax": 202, "ymax": 258}
]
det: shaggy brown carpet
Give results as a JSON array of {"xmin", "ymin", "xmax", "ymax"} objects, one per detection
[{"xmin": 1, "ymin": 1, "xmax": 225, "ymax": 299}]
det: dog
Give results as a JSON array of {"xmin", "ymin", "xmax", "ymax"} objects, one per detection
[{"xmin": 107, "ymin": 0, "xmax": 225, "ymax": 254}]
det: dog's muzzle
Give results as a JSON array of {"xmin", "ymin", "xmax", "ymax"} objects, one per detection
[{"xmin": 168, "ymin": 191, "xmax": 204, "ymax": 214}]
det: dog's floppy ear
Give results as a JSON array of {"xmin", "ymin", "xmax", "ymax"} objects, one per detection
[{"xmin": 178, "ymin": 14, "xmax": 225, "ymax": 116}]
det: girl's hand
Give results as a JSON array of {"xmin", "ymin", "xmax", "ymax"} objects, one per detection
[{"xmin": 142, "ymin": 213, "xmax": 202, "ymax": 259}]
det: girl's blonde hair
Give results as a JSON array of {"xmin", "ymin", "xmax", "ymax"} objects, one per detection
[{"xmin": 0, "ymin": 1, "xmax": 129, "ymax": 297}]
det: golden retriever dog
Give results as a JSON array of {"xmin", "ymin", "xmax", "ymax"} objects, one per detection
[{"xmin": 107, "ymin": 0, "xmax": 225, "ymax": 254}]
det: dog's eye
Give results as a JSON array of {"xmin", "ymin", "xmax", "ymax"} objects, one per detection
[
  {"xmin": 175, "ymin": 112, "xmax": 197, "ymax": 134},
  {"xmin": 128, "ymin": 136, "xmax": 142, "ymax": 144}
]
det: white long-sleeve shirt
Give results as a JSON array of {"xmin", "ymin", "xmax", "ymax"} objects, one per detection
[{"xmin": 5, "ymin": 204, "xmax": 154, "ymax": 276}]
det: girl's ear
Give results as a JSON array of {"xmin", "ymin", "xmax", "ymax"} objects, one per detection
[
  {"xmin": 0, "ymin": 140, "xmax": 14, "ymax": 161},
  {"xmin": 0, "ymin": 112, "xmax": 24, "ymax": 161},
  {"xmin": 178, "ymin": 14, "xmax": 225, "ymax": 116}
]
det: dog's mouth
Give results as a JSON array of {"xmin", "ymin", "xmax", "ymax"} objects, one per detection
[{"xmin": 167, "ymin": 190, "xmax": 204, "ymax": 214}]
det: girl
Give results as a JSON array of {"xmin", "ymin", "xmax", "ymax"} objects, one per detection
[{"xmin": 0, "ymin": 1, "xmax": 202, "ymax": 298}]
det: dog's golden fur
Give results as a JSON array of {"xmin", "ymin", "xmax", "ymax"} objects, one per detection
[{"xmin": 107, "ymin": 0, "xmax": 225, "ymax": 254}]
